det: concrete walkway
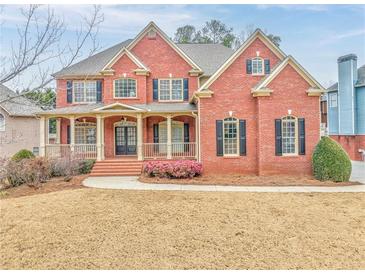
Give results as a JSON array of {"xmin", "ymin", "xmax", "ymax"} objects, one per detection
[{"xmin": 83, "ymin": 176, "xmax": 365, "ymax": 193}]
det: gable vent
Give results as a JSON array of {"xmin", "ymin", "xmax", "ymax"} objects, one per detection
[{"xmin": 147, "ymin": 29, "xmax": 157, "ymax": 39}]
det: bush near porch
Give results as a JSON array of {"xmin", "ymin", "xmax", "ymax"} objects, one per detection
[{"xmin": 143, "ymin": 160, "xmax": 203, "ymax": 179}]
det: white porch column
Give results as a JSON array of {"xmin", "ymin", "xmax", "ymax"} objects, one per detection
[
  {"xmin": 137, "ymin": 114, "xmax": 143, "ymax": 161},
  {"xmin": 39, "ymin": 116, "xmax": 46, "ymax": 157},
  {"xmin": 56, "ymin": 118, "xmax": 61, "ymax": 144},
  {"xmin": 70, "ymin": 116, "xmax": 75, "ymax": 153},
  {"xmin": 167, "ymin": 115, "xmax": 172, "ymax": 159},
  {"xmin": 96, "ymin": 115, "xmax": 102, "ymax": 161},
  {"xmin": 101, "ymin": 117, "xmax": 105, "ymax": 160},
  {"xmin": 195, "ymin": 115, "xmax": 199, "ymax": 159}
]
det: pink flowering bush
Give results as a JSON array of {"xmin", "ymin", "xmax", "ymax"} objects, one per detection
[{"xmin": 143, "ymin": 160, "xmax": 203, "ymax": 179}]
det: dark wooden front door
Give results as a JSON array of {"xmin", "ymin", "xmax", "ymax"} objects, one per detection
[{"xmin": 115, "ymin": 126, "xmax": 137, "ymax": 155}]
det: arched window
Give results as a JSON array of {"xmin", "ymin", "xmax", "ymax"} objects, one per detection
[
  {"xmin": 252, "ymin": 57, "xmax": 264, "ymax": 75},
  {"xmin": 223, "ymin": 117, "xmax": 238, "ymax": 155},
  {"xmin": 282, "ymin": 116, "xmax": 297, "ymax": 155},
  {"xmin": 75, "ymin": 121, "xmax": 96, "ymax": 144},
  {"xmin": 0, "ymin": 114, "xmax": 5, "ymax": 131},
  {"xmin": 114, "ymin": 78, "xmax": 137, "ymax": 98}
]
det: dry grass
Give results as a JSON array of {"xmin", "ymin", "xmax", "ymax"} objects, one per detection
[
  {"xmin": 1, "ymin": 188, "xmax": 364, "ymax": 269},
  {"xmin": 139, "ymin": 174, "xmax": 359, "ymax": 186}
]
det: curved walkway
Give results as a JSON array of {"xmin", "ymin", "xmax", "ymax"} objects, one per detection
[{"xmin": 83, "ymin": 176, "xmax": 365, "ymax": 193}]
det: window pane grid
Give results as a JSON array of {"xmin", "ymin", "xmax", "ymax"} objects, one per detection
[
  {"xmin": 282, "ymin": 116, "xmax": 296, "ymax": 154},
  {"xmin": 75, "ymin": 122, "xmax": 96, "ymax": 144},
  {"xmin": 159, "ymin": 79, "xmax": 183, "ymax": 101},
  {"xmin": 73, "ymin": 81, "xmax": 96, "ymax": 103},
  {"xmin": 252, "ymin": 58, "xmax": 263, "ymax": 75},
  {"xmin": 115, "ymin": 79, "xmax": 136, "ymax": 98},
  {"xmin": 223, "ymin": 118, "xmax": 238, "ymax": 155}
]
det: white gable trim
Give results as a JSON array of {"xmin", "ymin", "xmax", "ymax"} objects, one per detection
[
  {"xmin": 127, "ymin": 22, "xmax": 203, "ymax": 73},
  {"xmin": 253, "ymin": 56, "xmax": 325, "ymax": 92},
  {"xmin": 198, "ymin": 29, "xmax": 286, "ymax": 92},
  {"xmin": 101, "ymin": 48, "xmax": 149, "ymax": 72},
  {"xmin": 93, "ymin": 102, "xmax": 144, "ymax": 112}
]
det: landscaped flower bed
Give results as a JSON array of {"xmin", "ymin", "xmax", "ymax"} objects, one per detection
[{"xmin": 143, "ymin": 160, "xmax": 203, "ymax": 179}]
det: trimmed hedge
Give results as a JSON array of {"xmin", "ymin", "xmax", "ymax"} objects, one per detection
[
  {"xmin": 11, "ymin": 149, "xmax": 34, "ymax": 162},
  {"xmin": 143, "ymin": 160, "xmax": 203, "ymax": 179},
  {"xmin": 312, "ymin": 137, "xmax": 352, "ymax": 182}
]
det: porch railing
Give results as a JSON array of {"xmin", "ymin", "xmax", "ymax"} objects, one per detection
[
  {"xmin": 171, "ymin": 142, "xmax": 196, "ymax": 159},
  {"xmin": 143, "ymin": 143, "xmax": 168, "ymax": 159},
  {"xmin": 143, "ymin": 142, "xmax": 197, "ymax": 159},
  {"xmin": 45, "ymin": 144, "xmax": 97, "ymax": 160}
]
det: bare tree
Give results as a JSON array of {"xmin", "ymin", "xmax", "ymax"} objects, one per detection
[{"xmin": 0, "ymin": 4, "xmax": 104, "ymax": 105}]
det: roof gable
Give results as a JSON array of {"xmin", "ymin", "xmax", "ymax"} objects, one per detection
[
  {"xmin": 94, "ymin": 102, "xmax": 144, "ymax": 112},
  {"xmin": 198, "ymin": 29, "xmax": 287, "ymax": 91}
]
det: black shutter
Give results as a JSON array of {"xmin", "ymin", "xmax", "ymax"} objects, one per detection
[
  {"xmin": 216, "ymin": 120, "xmax": 223, "ymax": 156},
  {"xmin": 183, "ymin": 78, "xmax": 189, "ymax": 101},
  {"xmin": 298, "ymin": 118, "xmax": 306, "ymax": 155},
  {"xmin": 246, "ymin": 59, "xmax": 252, "ymax": 74},
  {"xmin": 153, "ymin": 79, "xmax": 158, "ymax": 101},
  {"xmin": 96, "ymin": 80, "xmax": 102, "ymax": 102},
  {"xmin": 239, "ymin": 120, "xmax": 246, "ymax": 156},
  {"xmin": 153, "ymin": 123, "xmax": 159, "ymax": 153},
  {"xmin": 66, "ymin": 81, "xmax": 73, "ymax": 103},
  {"xmin": 264, "ymin": 59, "xmax": 270, "ymax": 74},
  {"xmin": 67, "ymin": 125, "xmax": 70, "ymax": 144},
  {"xmin": 275, "ymin": 119, "xmax": 282, "ymax": 156},
  {"xmin": 184, "ymin": 123, "xmax": 190, "ymax": 152}
]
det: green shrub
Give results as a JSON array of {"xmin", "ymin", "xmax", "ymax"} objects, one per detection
[
  {"xmin": 312, "ymin": 137, "xmax": 352, "ymax": 182},
  {"xmin": 79, "ymin": 159, "xmax": 95, "ymax": 174},
  {"xmin": 11, "ymin": 149, "xmax": 34, "ymax": 162}
]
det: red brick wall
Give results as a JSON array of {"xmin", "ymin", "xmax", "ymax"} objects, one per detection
[{"xmin": 331, "ymin": 135, "xmax": 365, "ymax": 161}]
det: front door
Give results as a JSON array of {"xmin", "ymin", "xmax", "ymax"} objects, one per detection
[{"xmin": 115, "ymin": 126, "xmax": 137, "ymax": 155}]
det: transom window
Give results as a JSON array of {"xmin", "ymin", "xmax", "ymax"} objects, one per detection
[
  {"xmin": 75, "ymin": 122, "xmax": 96, "ymax": 144},
  {"xmin": 114, "ymin": 78, "xmax": 137, "ymax": 98},
  {"xmin": 252, "ymin": 57, "xmax": 264, "ymax": 75},
  {"xmin": 223, "ymin": 117, "xmax": 238, "ymax": 155},
  {"xmin": 0, "ymin": 114, "xmax": 5, "ymax": 131},
  {"xmin": 159, "ymin": 79, "xmax": 183, "ymax": 101},
  {"xmin": 329, "ymin": 93, "xmax": 338, "ymax": 108},
  {"xmin": 282, "ymin": 116, "xmax": 297, "ymax": 155},
  {"xmin": 73, "ymin": 81, "xmax": 97, "ymax": 103}
]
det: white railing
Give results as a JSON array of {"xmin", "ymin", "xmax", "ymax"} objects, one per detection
[
  {"xmin": 143, "ymin": 143, "xmax": 168, "ymax": 159},
  {"xmin": 45, "ymin": 144, "xmax": 97, "ymax": 160},
  {"xmin": 143, "ymin": 142, "xmax": 197, "ymax": 159},
  {"xmin": 172, "ymin": 142, "xmax": 196, "ymax": 159}
]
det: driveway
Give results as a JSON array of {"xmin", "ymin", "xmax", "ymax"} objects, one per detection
[{"xmin": 351, "ymin": 161, "xmax": 365, "ymax": 184}]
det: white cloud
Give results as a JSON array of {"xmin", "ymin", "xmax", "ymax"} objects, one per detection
[
  {"xmin": 256, "ymin": 4, "xmax": 329, "ymax": 12},
  {"xmin": 320, "ymin": 29, "xmax": 365, "ymax": 45}
]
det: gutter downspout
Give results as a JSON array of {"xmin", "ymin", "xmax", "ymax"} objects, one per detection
[{"xmin": 192, "ymin": 100, "xmax": 201, "ymax": 162}]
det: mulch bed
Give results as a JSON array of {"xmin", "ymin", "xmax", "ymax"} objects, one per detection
[
  {"xmin": 139, "ymin": 174, "xmax": 360, "ymax": 186},
  {"xmin": 0, "ymin": 175, "xmax": 87, "ymax": 200}
]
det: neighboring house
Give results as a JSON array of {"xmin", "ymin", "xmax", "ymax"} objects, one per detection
[
  {"xmin": 0, "ymin": 84, "xmax": 42, "ymax": 157},
  {"xmin": 327, "ymin": 54, "xmax": 365, "ymax": 161},
  {"xmin": 37, "ymin": 22, "xmax": 325, "ymax": 176}
]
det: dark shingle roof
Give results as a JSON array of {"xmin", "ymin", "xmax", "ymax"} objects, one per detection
[
  {"xmin": 53, "ymin": 40, "xmax": 234, "ymax": 78},
  {"xmin": 327, "ymin": 64, "xmax": 365, "ymax": 91},
  {"xmin": 0, "ymin": 84, "xmax": 42, "ymax": 117}
]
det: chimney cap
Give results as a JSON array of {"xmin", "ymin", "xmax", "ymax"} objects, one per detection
[{"xmin": 337, "ymin": 54, "xmax": 357, "ymax": 63}]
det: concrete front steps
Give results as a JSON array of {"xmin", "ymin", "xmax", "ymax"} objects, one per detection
[{"xmin": 90, "ymin": 159, "xmax": 143, "ymax": 176}]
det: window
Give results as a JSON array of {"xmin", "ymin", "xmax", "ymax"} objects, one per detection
[
  {"xmin": 114, "ymin": 78, "xmax": 137, "ymax": 98},
  {"xmin": 223, "ymin": 117, "xmax": 238, "ymax": 155},
  {"xmin": 159, "ymin": 79, "xmax": 183, "ymax": 101},
  {"xmin": 75, "ymin": 122, "xmax": 96, "ymax": 144},
  {"xmin": 0, "ymin": 114, "xmax": 4, "ymax": 131},
  {"xmin": 282, "ymin": 116, "xmax": 297, "ymax": 155},
  {"xmin": 329, "ymin": 93, "xmax": 338, "ymax": 108},
  {"xmin": 252, "ymin": 57, "xmax": 264, "ymax": 75},
  {"xmin": 73, "ymin": 81, "xmax": 97, "ymax": 103}
]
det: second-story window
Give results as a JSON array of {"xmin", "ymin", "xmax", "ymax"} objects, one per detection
[
  {"xmin": 252, "ymin": 57, "xmax": 264, "ymax": 75},
  {"xmin": 73, "ymin": 81, "xmax": 97, "ymax": 103},
  {"xmin": 159, "ymin": 79, "xmax": 183, "ymax": 101},
  {"xmin": 114, "ymin": 78, "xmax": 137, "ymax": 98},
  {"xmin": 329, "ymin": 93, "xmax": 338, "ymax": 108}
]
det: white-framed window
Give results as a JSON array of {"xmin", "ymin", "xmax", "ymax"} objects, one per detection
[
  {"xmin": 223, "ymin": 117, "xmax": 239, "ymax": 156},
  {"xmin": 73, "ymin": 81, "xmax": 97, "ymax": 103},
  {"xmin": 329, "ymin": 93, "xmax": 338, "ymax": 108},
  {"xmin": 159, "ymin": 79, "xmax": 183, "ymax": 101},
  {"xmin": 0, "ymin": 113, "xmax": 5, "ymax": 131},
  {"xmin": 252, "ymin": 57, "xmax": 264, "ymax": 75},
  {"xmin": 282, "ymin": 116, "xmax": 297, "ymax": 155},
  {"xmin": 114, "ymin": 78, "xmax": 137, "ymax": 98},
  {"xmin": 75, "ymin": 122, "xmax": 96, "ymax": 144}
]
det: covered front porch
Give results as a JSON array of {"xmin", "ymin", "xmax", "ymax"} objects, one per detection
[{"xmin": 38, "ymin": 103, "xmax": 199, "ymax": 161}]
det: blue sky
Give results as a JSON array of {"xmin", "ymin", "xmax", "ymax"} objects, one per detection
[{"xmin": 1, "ymin": 4, "xmax": 364, "ymax": 90}]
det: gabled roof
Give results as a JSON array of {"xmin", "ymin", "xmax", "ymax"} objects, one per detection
[
  {"xmin": 0, "ymin": 84, "xmax": 42, "ymax": 117},
  {"xmin": 101, "ymin": 48, "xmax": 149, "ymax": 72},
  {"xmin": 94, "ymin": 102, "xmax": 144, "ymax": 112},
  {"xmin": 327, "ymin": 64, "xmax": 365, "ymax": 91},
  {"xmin": 253, "ymin": 55, "xmax": 325, "ymax": 92},
  {"xmin": 198, "ymin": 29, "xmax": 287, "ymax": 92}
]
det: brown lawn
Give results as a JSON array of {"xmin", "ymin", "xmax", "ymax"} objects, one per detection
[{"xmin": 1, "ymin": 188, "xmax": 364, "ymax": 269}]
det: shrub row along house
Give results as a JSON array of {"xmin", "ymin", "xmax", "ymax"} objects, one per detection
[{"xmin": 37, "ymin": 22, "xmax": 325, "ymax": 176}]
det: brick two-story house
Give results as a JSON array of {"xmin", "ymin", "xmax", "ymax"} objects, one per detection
[{"xmin": 37, "ymin": 22, "xmax": 325, "ymax": 176}]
